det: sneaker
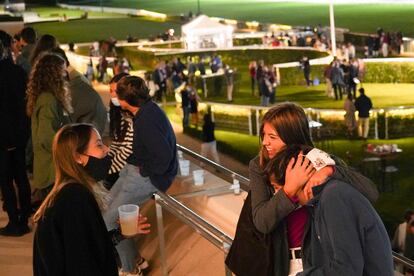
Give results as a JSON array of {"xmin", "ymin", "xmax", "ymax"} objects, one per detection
[
  {"xmin": 118, "ymin": 267, "xmax": 143, "ymax": 276},
  {"xmin": 137, "ymin": 257, "xmax": 149, "ymax": 270}
]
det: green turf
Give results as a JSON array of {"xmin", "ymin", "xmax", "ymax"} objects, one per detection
[
  {"xmin": 85, "ymin": 1, "xmax": 414, "ymax": 36},
  {"xmin": 208, "ymin": 82, "xmax": 414, "ymax": 109},
  {"xmin": 28, "ymin": 17, "xmax": 182, "ymax": 43},
  {"xmin": 28, "ymin": 7, "xmax": 125, "ymax": 18}
]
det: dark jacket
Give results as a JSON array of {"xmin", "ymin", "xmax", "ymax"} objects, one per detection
[
  {"xmin": 127, "ymin": 100, "xmax": 178, "ymax": 192},
  {"xmin": 299, "ymin": 179, "xmax": 393, "ymax": 276},
  {"xmin": 0, "ymin": 59, "xmax": 29, "ymax": 150},
  {"xmin": 226, "ymin": 155, "xmax": 379, "ymax": 276},
  {"xmin": 33, "ymin": 183, "xmax": 118, "ymax": 276},
  {"xmin": 355, "ymin": 94, "xmax": 373, "ymax": 118},
  {"xmin": 68, "ymin": 68, "xmax": 107, "ymax": 134},
  {"xmin": 202, "ymin": 121, "xmax": 215, "ymax": 143},
  {"xmin": 16, "ymin": 43, "xmax": 34, "ymax": 75}
]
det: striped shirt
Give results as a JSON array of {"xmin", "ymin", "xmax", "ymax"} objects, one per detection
[{"xmin": 108, "ymin": 116, "xmax": 134, "ymax": 174}]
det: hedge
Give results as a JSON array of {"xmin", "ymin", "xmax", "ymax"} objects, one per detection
[{"xmin": 279, "ymin": 62, "xmax": 414, "ymax": 85}]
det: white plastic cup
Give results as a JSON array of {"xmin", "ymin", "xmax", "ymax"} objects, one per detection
[
  {"xmin": 179, "ymin": 159, "xmax": 190, "ymax": 176},
  {"xmin": 193, "ymin": 169, "xmax": 204, "ymax": 186},
  {"xmin": 118, "ymin": 204, "xmax": 139, "ymax": 236}
]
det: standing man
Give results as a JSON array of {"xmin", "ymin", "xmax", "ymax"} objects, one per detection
[
  {"xmin": 354, "ymin": 88, "xmax": 373, "ymax": 140},
  {"xmin": 152, "ymin": 61, "xmax": 167, "ymax": 102},
  {"xmin": 301, "ymin": 56, "xmax": 311, "ymax": 87},
  {"xmin": 224, "ymin": 64, "xmax": 234, "ymax": 102},
  {"xmin": 16, "ymin": 26, "xmax": 37, "ymax": 75},
  {"xmin": 0, "ymin": 31, "xmax": 31, "ymax": 236},
  {"xmin": 103, "ymin": 76, "xmax": 178, "ymax": 275}
]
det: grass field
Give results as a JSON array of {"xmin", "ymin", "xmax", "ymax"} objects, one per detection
[
  {"xmin": 209, "ymin": 83, "xmax": 414, "ymax": 109},
  {"xmin": 29, "ymin": 17, "xmax": 182, "ymax": 43},
  {"xmin": 28, "ymin": 7, "xmax": 125, "ymax": 18},
  {"xmin": 79, "ymin": 0, "xmax": 414, "ymax": 36}
]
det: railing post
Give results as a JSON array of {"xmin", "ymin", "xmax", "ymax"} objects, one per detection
[
  {"xmin": 155, "ymin": 194, "xmax": 168, "ymax": 276},
  {"xmin": 203, "ymin": 78, "xmax": 207, "ymax": 98},
  {"xmin": 223, "ymin": 242, "xmax": 232, "ymax": 276},
  {"xmin": 385, "ymin": 111, "xmax": 389, "ymax": 140},
  {"xmin": 248, "ymin": 109, "xmax": 253, "ymax": 136},
  {"xmin": 374, "ymin": 111, "xmax": 379, "ymax": 140},
  {"xmin": 255, "ymin": 109, "xmax": 260, "ymax": 136}
]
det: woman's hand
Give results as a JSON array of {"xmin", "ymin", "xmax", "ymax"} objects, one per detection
[
  {"xmin": 283, "ymin": 153, "xmax": 315, "ymax": 198},
  {"xmin": 137, "ymin": 215, "xmax": 151, "ymax": 235},
  {"xmin": 297, "ymin": 166, "xmax": 334, "ymax": 205}
]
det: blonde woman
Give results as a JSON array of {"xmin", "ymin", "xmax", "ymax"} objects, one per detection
[
  {"xmin": 33, "ymin": 124, "xmax": 150, "ymax": 276},
  {"xmin": 27, "ymin": 53, "xmax": 72, "ymax": 201}
]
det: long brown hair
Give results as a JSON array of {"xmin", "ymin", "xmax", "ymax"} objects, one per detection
[
  {"xmin": 29, "ymin": 34, "xmax": 58, "ymax": 65},
  {"xmin": 33, "ymin": 124, "xmax": 106, "ymax": 222},
  {"xmin": 259, "ymin": 102, "xmax": 313, "ymax": 168},
  {"xmin": 26, "ymin": 52, "xmax": 72, "ymax": 116}
]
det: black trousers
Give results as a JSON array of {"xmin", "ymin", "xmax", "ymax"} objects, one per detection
[
  {"xmin": 333, "ymin": 84, "xmax": 343, "ymax": 100},
  {"xmin": 0, "ymin": 147, "xmax": 31, "ymax": 225}
]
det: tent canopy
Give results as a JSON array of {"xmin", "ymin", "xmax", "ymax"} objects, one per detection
[{"xmin": 182, "ymin": 15, "xmax": 233, "ymax": 50}]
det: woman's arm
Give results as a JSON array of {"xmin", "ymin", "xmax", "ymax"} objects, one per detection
[{"xmin": 250, "ymin": 156, "xmax": 297, "ymax": 234}]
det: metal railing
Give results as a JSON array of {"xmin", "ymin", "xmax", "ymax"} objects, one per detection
[{"xmin": 154, "ymin": 144, "xmax": 414, "ymax": 275}]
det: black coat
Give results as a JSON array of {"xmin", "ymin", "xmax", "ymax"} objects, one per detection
[
  {"xmin": 225, "ymin": 192, "xmax": 286, "ymax": 276},
  {"xmin": 33, "ymin": 183, "xmax": 118, "ymax": 276},
  {"xmin": 0, "ymin": 59, "xmax": 29, "ymax": 149}
]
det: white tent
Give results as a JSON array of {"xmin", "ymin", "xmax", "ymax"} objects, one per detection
[{"xmin": 182, "ymin": 15, "xmax": 233, "ymax": 51}]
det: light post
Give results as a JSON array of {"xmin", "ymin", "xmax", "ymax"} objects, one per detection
[
  {"xmin": 197, "ymin": 0, "xmax": 201, "ymax": 15},
  {"xmin": 100, "ymin": 0, "xmax": 103, "ymax": 13},
  {"xmin": 329, "ymin": 0, "xmax": 337, "ymax": 57}
]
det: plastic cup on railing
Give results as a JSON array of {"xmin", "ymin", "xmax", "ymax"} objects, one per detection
[
  {"xmin": 179, "ymin": 160, "xmax": 190, "ymax": 176},
  {"xmin": 193, "ymin": 169, "xmax": 204, "ymax": 186},
  {"xmin": 118, "ymin": 204, "xmax": 139, "ymax": 236}
]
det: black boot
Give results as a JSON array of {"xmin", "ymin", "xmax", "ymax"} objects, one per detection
[{"xmin": 0, "ymin": 221, "xmax": 24, "ymax": 237}]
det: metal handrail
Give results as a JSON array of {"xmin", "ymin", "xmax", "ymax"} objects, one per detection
[
  {"xmin": 155, "ymin": 192, "xmax": 233, "ymax": 250},
  {"xmin": 393, "ymin": 252, "xmax": 414, "ymax": 270},
  {"xmin": 176, "ymin": 144, "xmax": 250, "ymax": 191}
]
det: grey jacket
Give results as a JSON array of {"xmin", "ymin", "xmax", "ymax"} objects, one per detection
[
  {"xmin": 249, "ymin": 155, "xmax": 379, "ymax": 276},
  {"xmin": 299, "ymin": 179, "xmax": 393, "ymax": 276},
  {"xmin": 68, "ymin": 68, "xmax": 107, "ymax": 134}
]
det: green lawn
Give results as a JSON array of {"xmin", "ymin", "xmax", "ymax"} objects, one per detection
[
  {"xmin": 28, "ymin": 7, "xmax": 125, "ymax": 18},
  {"xmin": 28, "ymin": 17, "xmax": 182, "ymax": 43},
  {"xmin": 77, "ymin": 1, "xmax": 414, "ymax": 36},
  {"xmin": 209, "ymin": 82, "xmax": 414, "ymax": 109}
]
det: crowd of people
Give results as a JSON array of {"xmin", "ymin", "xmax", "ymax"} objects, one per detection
[
  {"xmin": 364, "ymin": 28, "xmax": 404, "ymax": 58},
  {"xmin": 1, "ymin": 26, "xmax": 179, "ymax": 276},
  {"xmin": 249, "ymin": 59, "xmax": 279, "ymax": 106},
  {"xmin": 0, "ymin": 22, "xmax": 412, "ymax": 276}
]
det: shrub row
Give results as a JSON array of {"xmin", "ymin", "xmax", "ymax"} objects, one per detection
[{"xmin": 279, "ymin": 62, "xmax": 414, "ymax": 85}]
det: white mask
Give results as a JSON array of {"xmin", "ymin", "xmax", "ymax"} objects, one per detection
[
  {"xmin": 305, "ymin": 148, "xmax": 335, "ymax": 171},
  {"xmin": 111, "ymin": 97, "xmax": 120, "ymax": 106}
]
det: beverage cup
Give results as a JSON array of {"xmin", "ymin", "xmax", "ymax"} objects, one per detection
[
  {"xmin": 179, "ymin": 159, "xmax": 190, "ymax": 176},
  {"xmin": 118, "ymin": 204, "xmax": 139, "ymax": 236},
  {"xmin": 193, "ymin": 169, "xmax": 204, "ymax": 186}
]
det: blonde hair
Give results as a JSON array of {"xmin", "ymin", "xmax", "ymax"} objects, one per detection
[
  {"xmin": 26, "ymin": 52, "xmax": 72, "ymax": 117},
  {"xmin": 33, "ymin": 124, "xmax": 109, "ymax": 222}
]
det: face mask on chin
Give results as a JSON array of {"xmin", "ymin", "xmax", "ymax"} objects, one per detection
[
  {"xmin": 83, "ymin": 155, "xmax": 112, "ymax": 181},
  {"xmin": 111, "ymin": 97, "xmax": 121, "ymax": 106}
]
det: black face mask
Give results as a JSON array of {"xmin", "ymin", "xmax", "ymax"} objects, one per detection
[{"xmin": 83, "ymin": 155, "xmax": 112, "ymax": 181}]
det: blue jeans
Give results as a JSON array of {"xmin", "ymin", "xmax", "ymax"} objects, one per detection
[{"xmin": 103, "ymin": 163, "xmax": 158, "ymax": 272}]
